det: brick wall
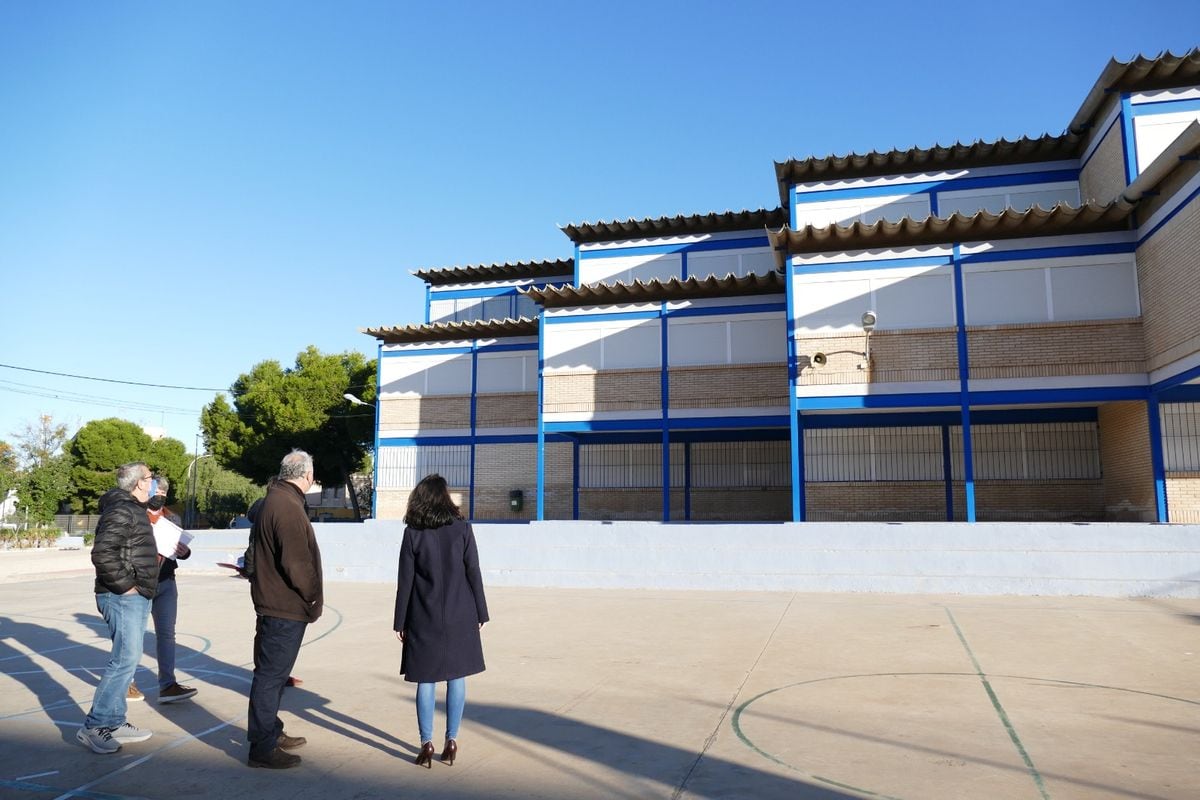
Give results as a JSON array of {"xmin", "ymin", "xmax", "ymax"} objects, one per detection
[
  {"xmin": 543, "ymin": 442, "xmax": 575, "ymax": 519},
  {"xmin": 1136, "ymin": 194, "xmax": 1200, "ymax": 372},
  {"xmin": 806, "ymin": 482, "xmax": 946, "ymax": 521},
  {"xmin": 967, "ymin": 319, "xmax": 1144, "ymax": 379},
  {"xmin": 474, "ymin": 443, "xmax": 537, "ymax": 519},
  {"xmin": 1166, "ymin": 474, "xmax": 1200, "ymax": 522},
  {"xmin": 669, "ymin": 363, "xmax": 787, "ymax": 408},
  {"xmin": 688, "ymin": 489, "xmax": 791, "ymax": 521},
  {"xmin": 797, "ymin": 327, "xmax": 959, "ymax": 386},
  {"xmin": 375, "ymin": 486, "xmax": 470, "ymax": 521},
  {"xmin": 1079, "ymin": 112, "xmax": 1127, "ymax": 204},
  {"xmin": 578, "ymin": 489, "xmax": 685, "ymax": 521},
  {"xmin": 476, "ymin": 392, "xmax": 536, "ymax": 428},
  {"xmin": 379, "ymin": 395, "xmax": 471, "ymax": 430},
  {"xmin": 1097, "ymin": 401, "xmax": 1155, "ymax": 521},
  {"xmin": 958, "ymin": 481, "xmax": 1104, "ymax": 521},
  {"xmin": 544, "ymin": 369, "xmax": 661, "ymax": 413}
]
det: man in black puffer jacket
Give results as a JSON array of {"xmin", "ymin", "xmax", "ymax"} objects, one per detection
[{"xmin": 76, "ymin": 462, "xmax": 161, "ymax": 754}]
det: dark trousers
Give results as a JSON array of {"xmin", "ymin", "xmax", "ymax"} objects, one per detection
[{"xmin": 247, "ymin": 615, "xmax": 306, "ymax": 759}]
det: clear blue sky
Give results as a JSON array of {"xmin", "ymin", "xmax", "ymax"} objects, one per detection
[{"xmin": 1, "ymin": 1, "xmax": 1197, "ymax": 454}]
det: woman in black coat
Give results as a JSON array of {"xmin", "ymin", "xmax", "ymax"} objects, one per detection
[{"xmin": 394, "ymin": 474, "xmax": 489, "ymax": 768}]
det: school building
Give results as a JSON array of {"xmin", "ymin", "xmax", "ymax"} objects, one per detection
[{"xmin": 362, "ymin": 49, "xmax": 1200, "ymax": 525}]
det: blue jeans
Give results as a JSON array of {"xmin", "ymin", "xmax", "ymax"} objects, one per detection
[
  {"xmin": 151, "ymin": 578, "xmax": 178, "ymax": 690},
  {"xmin": 416, "ymin": 678, "xmax": 465, "ymax": 744},
  {"xmin": 247, "ymin": 615, "xmax": 306, "ymax": 760},
  {"xmin": 85, "ymin": 591, "xmax": 152, "ymax": 729}
]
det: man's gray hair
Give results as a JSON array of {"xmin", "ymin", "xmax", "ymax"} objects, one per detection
[
  {"xmin": 279, "ymin": 449, "xmax": 314, "ymax": 481},
  {"xmin": 116, "ymin": 462, "xmax": 149, "ymax": 492},
  {"xmin": 155, "ymin": 475, "xmax": 170, "ymax": 494}
]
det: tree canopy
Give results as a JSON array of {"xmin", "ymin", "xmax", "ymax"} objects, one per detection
[
  {"xmin": 67, "ymin": 418, "xmax": 191, "ymax": 513},
  {"xmin": 200, "ymin": 346, "xmax": 376, "ymax": 517}
]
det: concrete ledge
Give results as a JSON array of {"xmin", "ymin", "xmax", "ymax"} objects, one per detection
[{"xmin": 181, "ymin": 520, "xmax": 1200, "ymax": 598}]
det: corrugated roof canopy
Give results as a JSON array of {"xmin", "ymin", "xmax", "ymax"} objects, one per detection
[
  {"xmin": 774, "ymin": 134, "xmax": 1082, "ymax": 201},
  {"xmin": 413, "ymin": 258, "xmax": 574, "ymax": 286},
  {"xmin": 362, "ymin": 317, "xmax": 539, "ymax": 344},
  {"xmin": 525, "ymin": 271, "xmax": 785, "ymax": 308},
  {"xmin": 767, "ymin": 201, "xmax": 1135, "ymax": 267},
  {"xmin": 560, "ymin": 207, "xmax": 788, "ymax": 245},
  {"xmin": 1070, "ymin": 48, "xmax": 1200, "ymax": 134}
]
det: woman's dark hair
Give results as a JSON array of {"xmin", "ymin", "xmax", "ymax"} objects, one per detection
[{"xmin": 404, "ymin": 473, "xmax": 463, "ymax": 530}]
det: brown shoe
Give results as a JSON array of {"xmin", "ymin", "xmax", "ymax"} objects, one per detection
[
  {"xmin": 248, "ymin": 748, "xmax": 301, "ymax": 769},
  {"xmin": 126, "ymin": 683, "xmax": 144, "ymax": 702},
  {"xmin": 158, "ymin": 683, "xmax": 198, "ymax": 704},
  {"xmin": 277, "ymin": 733, "xmax": 307, "ymax": 750}
]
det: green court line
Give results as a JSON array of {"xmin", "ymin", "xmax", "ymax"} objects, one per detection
[{"xmin": 945, "ymin": 607, "xmax": 1050, "ymax": 800}]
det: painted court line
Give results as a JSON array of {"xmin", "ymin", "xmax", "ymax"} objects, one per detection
[
  {"xmin": 944, "ymin": 607, "xmax": 1051, "ymax": 800},
  {"xmin": 15, "ymin": 770, "xmax": 59, "ymax": 781}
]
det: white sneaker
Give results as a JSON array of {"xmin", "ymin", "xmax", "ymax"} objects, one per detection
[
  {"xmin": 109, "ymin": 721, "xmax": 153, "ymax": 744},
  {"xmin": 76, "ymin": 725, "xmax": 121, "ymax": 754}
]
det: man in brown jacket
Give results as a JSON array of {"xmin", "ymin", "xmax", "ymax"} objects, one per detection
[{"xmin": 246, "ymin": 449, "xmax": 323, "ymax": 769}]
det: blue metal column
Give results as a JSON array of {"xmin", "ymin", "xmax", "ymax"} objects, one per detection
[
  {"xmin": 683, "ymin": 442, "xmax": 692, "ymax": 521},
  {"xmin": 1147, "ymin": 397, "xmax": 1169, "ymax": 522},
  {"xmin": 941, "ymin": 424, "xmax": 954, "ymax": 521},
  {"xmin": 661, "ymin": 302, "xmax": 671, "ymax": 522},
  {"xmin": 468, "ymin": 342, "xmax": 478, "ymax": 519},
  {"xmin": 1119, "ymin": 93, "xmax": 1138, "ymax": 184},
  {"xmin": 572, "ymin": 438, "xmax": 580, "ymax": 520},
  {"xmin": 371, "ymin": 343, "xmax": 382, "ymax": 519},
  {"xmin": 952, "ymin": 243, "xmax": 976, "ymax": 521},
  {"xmin": 536, "ymin": 315, "xmax": 546, "ymax": 520}
]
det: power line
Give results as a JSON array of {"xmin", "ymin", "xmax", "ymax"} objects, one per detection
[
  {"xmin": 0, "ymin": 363, "xmax": 227, "ymax": 392},
  {"xmin": 0, "ymin": 384, "xmax": 201, "ymax": 417}
]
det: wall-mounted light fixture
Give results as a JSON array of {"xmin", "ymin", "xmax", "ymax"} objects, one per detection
[{"xmin": 861, "ymin": 310, "xmax": 876, "ymax": 367}]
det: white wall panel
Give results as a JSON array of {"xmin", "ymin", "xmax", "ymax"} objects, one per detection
[
  {"xmin": 729, "ymin": 317, "xmax": 786, "ymax": 363},
  {"xmin": 578, "ymin": 253, "xmax": 682, "ymax": 286},
  {"xmin": 1050, "ymin": 262, "xmax": 1139, "ymax": 321},
  {"xmin": 381, "ymin": 353, "xmax": 471, "ymax": 396},
  {"xmin": 669, "ymin": 319, "xmax": 727, "ymax": 365},
  {"xmin": 938, "ymin": 182, "xmax": 1079, "ymax": 217},
  {"xmin": 686, "ymin": 251, "xmax": 739, "ymax": 279},
  {"xmin": 1135, "ymin": 110, "xmax": 1200, "ymax": 172},
  {"xmin": 544, "ymin": 327, "xmax": 602, "ymax": 370},
  {"xmin": 792, "ymin": 278, "xmax": 872, "ymax": 330},
  {"xmin": 873, "ymin": 273, "xmax": 955, "ymax": 328},
  {"xmin": 476, "ymin": 351, "xmax": 536, "ymax": 393},
  {"xmin": 794, "ymin": 194, "xmax": 932, "ymax": 228},
  {"xmin": 603, "ymin": 321, "xmax": 661, "ymax": 368},
  {"xmin": 429, "ymin": 299, "xmax": 455, "ymax": 323},
  {"xmin": 965, "ymin": 266, "xmax": 1048, "ymax": 324}
]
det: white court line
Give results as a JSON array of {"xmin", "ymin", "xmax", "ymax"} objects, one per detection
[
  {"xmin": 16, "ymin": 770, "xmax": 59, "ymax": 781},
  {"xmin": 51, "ymin": 716, "xmax": 239, "ymax": 800}
]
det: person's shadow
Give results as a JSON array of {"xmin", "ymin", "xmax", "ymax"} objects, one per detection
[{"xmin": 65, "ymin": 608, "xmax": 416, "ymax": 762}]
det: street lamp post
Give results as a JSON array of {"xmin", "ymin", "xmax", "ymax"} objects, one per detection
[{"xmin": 184, "ymin": 453, "xmax": 213, "ymax": 528}]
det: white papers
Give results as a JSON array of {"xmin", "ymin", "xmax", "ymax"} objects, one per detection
[{"xmin": 152, "ymin": 517, "xmax": 194, "ymax": 560}]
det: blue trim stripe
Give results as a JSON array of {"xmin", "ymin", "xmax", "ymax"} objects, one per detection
[
  {"xmin": 796, "ymin": 392, "xmax": 962, "ymax": 410},
  {"xmin": 1129, "ymin": 97, "xmax": 1200, "ymax": 116},
  {"xmin": 1138, "ymin": 180, "xmax": 1200, "ymax": 248},
  {"xmin": 1157, "ymin": 383, "xmax": 1200, "ymax": 402},
  {"xmin": 793, "ymin": 169, "xmax": 1078, "ymax": 203},
  {"xmin": 424, "ymin": 284, "xmax": 430, "ymax": 324},
  {"xmin": 1120, "ymin": 93, "xmax": 1139, "ymax": 184},
  {"xmin": 578, "ymin": 236, "xmax": 770, "ymax": 259},
  {"xmin": 668, "ymin": 302, "xmax": 786, "ymax": 318},
  {"xmin": 429, "ymin": 286, "xmax": 524, "ymax": 300},
  {"xmin": 382, "ymin": 346, "xmax": 472, "ymax": 357},
  {"xmin": 545, "ymin": 310, "xmax": 660, "ymax": 324},
  {"xmin": 477, "ymin": 342, "xmax": 539, "ymax": 353},
  {"xmin": 573, "ymin": 244, "xmax": 580, "ymax": 288},
  {"xmin": 961, "ymin": 241, "xmax": 1134, "ymax": 264},
  {"xmin": 379, "ymin": 434, "xmax": 555, "ymax": 446},
  {"xmin": 793, "ymin": 255, "xmax": 952, "ymax": 274},
  {"xmin": 570, "ymin": 429, "xmax": 789, "ymax": 445},
  {"xmin": 795, "ymin": 385, "xmax": 1151, "ymax": 411},
  {"xmin": 802, "ymin": 407, "xmax": 1098, "ymax": 429},
  {"xmin": 543, "ymin": 414, "xmax": 791, "ymax": 433},
  {"xmin": 1079, "ymin": 112, "xmax": 1121, "ymax": 173}
]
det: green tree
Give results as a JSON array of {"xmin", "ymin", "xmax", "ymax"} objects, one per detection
[
  {"xmin": 68, "ymin": 418, "xmax": 153, "ymax": 513},
  {"xmin": 0, "ymin": 440, "xmax": 19, "ymax": 497},
  {"xmin": 18, "ymin": 453, "xmax": 72, "ymax": 523},
  {"xmin": 192, "ymin": 458, "xmax": 265, "ymax": 528},
  {"xmin": 200, "ymin": 346, "xmax": 375, "ymax": 520},
  {"xmin": 147, "ymin": 436, "xmax": 191, "ymax": 505},
  {"xmin": 14, "ymin": 414, "xmax": 69, "ymax": 468}
]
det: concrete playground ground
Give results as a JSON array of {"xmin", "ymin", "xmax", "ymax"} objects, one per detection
[{"xmin": 0, "ymin": 548, "xmax": 1197, "ymax": 800}]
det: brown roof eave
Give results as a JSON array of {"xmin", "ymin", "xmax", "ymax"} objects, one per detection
[
  {"xmin": 560, "ymin": 208, "xmax": 788, "ymax": 245},
  {"xmin": 526, "ymin": 271, "xmax": 785, "ymax": 308},
  {"xmin": 413, "ymin": 259, "xmax": 574, "ymax": 286},
  {"xmin": 361, "ymin": 317, "xmax": 539, "ymax": 344},
  {"xmin": 1068, "ymin": 49, "xmax": 1200, "ymax": 134}
]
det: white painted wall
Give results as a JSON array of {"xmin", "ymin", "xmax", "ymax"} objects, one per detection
[{"xmin": 182, "ymin": 521, "xmax": 1200, "ymax": 598}]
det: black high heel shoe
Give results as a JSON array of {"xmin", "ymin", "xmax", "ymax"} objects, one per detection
[
  {"xmin": 415, "ymin": 741, "xmax": 435, "ymax": 768},
  {"xmin": 440, "ymin": 738, "xmax": 457, "ymax": 766}
]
